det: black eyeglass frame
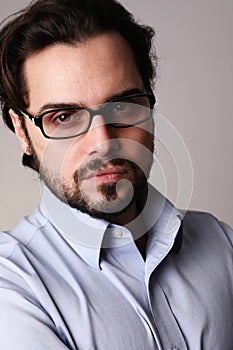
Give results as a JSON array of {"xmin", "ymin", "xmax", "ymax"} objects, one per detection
[{"xmin": 19, "ymin": 92, "xmax": 156, "ymax": 140}]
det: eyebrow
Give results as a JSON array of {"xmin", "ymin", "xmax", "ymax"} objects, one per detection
[{"xmin": 35, "ymin": 88, "xmax": 145, "ymax": 116}]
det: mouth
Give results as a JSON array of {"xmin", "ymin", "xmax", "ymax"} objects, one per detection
[{"xmin": 83, "ymin": 166, "xmax": 128, "ymax": 183}]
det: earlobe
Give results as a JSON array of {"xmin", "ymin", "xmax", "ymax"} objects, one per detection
[{"xmin": 9, "ymin": 109, "xmax": 32, "ymax": 155}]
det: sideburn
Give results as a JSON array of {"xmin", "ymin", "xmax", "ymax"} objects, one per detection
[{"xmin": 21, "ymin": 116, "xmax": 40, "ymax": 172}]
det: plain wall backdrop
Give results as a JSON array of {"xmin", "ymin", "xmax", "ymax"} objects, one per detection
[{"xmin": 0, "ymin": 0, "xmax": 233, "ymax": 231}]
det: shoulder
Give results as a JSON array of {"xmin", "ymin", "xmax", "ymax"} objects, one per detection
[
  {"xmin": 0, "ymin": 206, "xmax": 48, "ymax": 251},
  {"xmin": 181, "ymin": 209, "xmax": 233, "ymax": 250},
  {"xmin": 0, "ymin": 206, "xmax": 49, "ymax": 284}
]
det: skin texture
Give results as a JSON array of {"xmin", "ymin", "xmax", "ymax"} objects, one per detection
[{"xmin": 10, "ymin": 32, "xmax": 154, "ymax": 239}]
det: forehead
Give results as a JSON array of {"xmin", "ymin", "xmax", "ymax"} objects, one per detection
[{"xmin": 24, "ymin": 32, "xmax": 143, "ymax": 110}]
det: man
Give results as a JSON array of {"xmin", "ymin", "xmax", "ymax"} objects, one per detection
[{"xmin": 0, "ymin": 0, "xmax": 232, "ymax": 349}]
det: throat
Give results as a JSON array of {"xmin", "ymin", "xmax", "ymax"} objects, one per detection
[
  {"xmin": 107, "ymin": 201, "xmax": 139, "ymax": 226},
  {"xmin": 135, "ymin": 233, "xmax": 148, "ymax": 260}
]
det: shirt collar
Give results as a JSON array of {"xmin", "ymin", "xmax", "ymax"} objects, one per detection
[
  {"xmin": 40, "ymin": 184, "xmax": 183, "ymax": 269},
  {"xmin": 40, "ymin": 185, "xmax": 109, "ymax": 248}
]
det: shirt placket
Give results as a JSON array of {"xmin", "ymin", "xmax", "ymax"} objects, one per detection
[
  {"xmin": 144, "ymin": 220, "xmax": 188, "ymax": 350},
  {"xmin": 147, "ymin": 277, "xmax": 188, "ymax": 350}
]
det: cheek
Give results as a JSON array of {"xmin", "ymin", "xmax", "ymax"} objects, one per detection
[
  {"xmin": 29, "ymin": 133, "xmax": 81, "ymax": 179},
  {"xmin": 124, "ymin": 125, "xmax": 154, "ymax": 152},
  {"xmin": 56, "ymin": 139, "xmax": 86, "ymax": 178},
  {"xmin": 139, "ymin": 120, "xmax": 154, "ymax": 151}
]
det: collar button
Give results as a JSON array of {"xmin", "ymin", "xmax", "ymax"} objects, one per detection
[{"xmin": 113, "ymin": 229, "xmax": 123, "ymax": 238}]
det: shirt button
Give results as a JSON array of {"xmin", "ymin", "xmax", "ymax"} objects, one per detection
[{"xmin": 113, "ymin": 229, "xmax": 123, "ymax": 238}]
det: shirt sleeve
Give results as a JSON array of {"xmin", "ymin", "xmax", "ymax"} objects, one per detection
[{"xmin": 0, "ymin": 286, "xmax": 72, "ymax": 350}]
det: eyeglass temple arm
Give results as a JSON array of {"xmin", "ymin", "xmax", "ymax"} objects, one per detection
[{"xmin": 18, "ymin": 110, "xmax": 36, "ymax": 124}]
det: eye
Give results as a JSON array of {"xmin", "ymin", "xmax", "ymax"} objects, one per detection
[
  {"xmin": 110, "ymin": 101, "xmax": 133, "ymax": 116},
  {"xmin": 44, "ymin": 109, "xmax": 86, "ymax": 127},
  {"xmin": 42, "ymin": 109, "xmax": 85, "ymax": 131},
  {"xmin": 53, "ymin": 111, "xmax": 76, "ymax": 124},
  {"xmin": 112, "ymin": 102, "xmax": 128, "ymax": 112}
]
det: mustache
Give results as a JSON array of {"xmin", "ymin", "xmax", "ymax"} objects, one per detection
[{"xmin": 74, "ymin": 158, "xmax": 138, "ymax": 182}]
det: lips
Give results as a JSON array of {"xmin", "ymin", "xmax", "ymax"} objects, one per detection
[{"xmin": 83, "ymin": 166, "xmax": 127, "ymax": 182}]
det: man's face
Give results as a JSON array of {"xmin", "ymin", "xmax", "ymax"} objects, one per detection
[{"xmin": 13, "ymin": 32, "xmax": 154, "ymax": 222}]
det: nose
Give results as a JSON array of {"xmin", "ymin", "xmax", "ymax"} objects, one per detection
[{"xmin": 86, "ymin": 114, "xmax": 120, "ymax": 156}]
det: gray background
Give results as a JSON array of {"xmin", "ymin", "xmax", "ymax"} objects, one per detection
[{"xmin": 0, "ymin": 0, "xmax": 233, "ymax": 231}]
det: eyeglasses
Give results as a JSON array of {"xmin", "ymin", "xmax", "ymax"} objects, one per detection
[{"xmin": 19, "ymin": 92, "xmax": 156, "ymax": 140}]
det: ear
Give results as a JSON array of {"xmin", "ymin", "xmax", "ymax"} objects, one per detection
[{"xmin": 9, "ymin": 109, "xmax": 32, "ymax": 155}]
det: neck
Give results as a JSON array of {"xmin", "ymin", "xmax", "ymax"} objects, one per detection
[
  {"xmin": 107, "ymin": 202, "xmax": 138, "ymax": 226},
  {"xmin": 108, "ymin": 182, "xmax": 149, "ymax": 227},
  {"xmin": 135, "ymin": 233, "xmax": 148, "ymax": 260},
  {"xmin": 108, "ymin": 202, "xmax": 148, "ymax": 259}
]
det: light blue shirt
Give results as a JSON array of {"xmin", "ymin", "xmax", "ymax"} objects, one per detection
[{"xmin": 0, "ymin": 186, "xmax": 233, "ymax": 349}]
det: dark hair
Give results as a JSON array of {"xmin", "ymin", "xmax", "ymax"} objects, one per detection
[{"xmin": 0, "ymin": 0, "xmax": 156, "ymax": 134}]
